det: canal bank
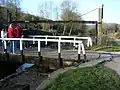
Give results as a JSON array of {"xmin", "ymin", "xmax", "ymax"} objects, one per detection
[{"xmin": 0, "ymin": 52, "xmax": 76, "ymax": 90}]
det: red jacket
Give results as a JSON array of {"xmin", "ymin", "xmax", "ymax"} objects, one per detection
[
  {"xmin": 8, "ymin": 27, "xmax": 15, "ymax": 38},
  {"xmin": 15, "ymin": 25, "xmax": 23, "ymax": 38}
]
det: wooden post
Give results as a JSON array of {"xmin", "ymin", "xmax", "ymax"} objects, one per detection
[
  {"xmin": 58, "ymin": 38, "xmax": 63, "ymax": 68},
  {"xmin": 95, "ymin": 23, "xmax": 98, "ymax": 45},
  {"xmin": 20, "ymin": 40, "xmax": 25, "ymax": 63},
  {"xmin": 38, "ymin": 51, "xmax": 42, "ymax": 68},
  {"xmin": 97, "ymin": 8, "xmax": 102, "ymax": 45},
  {"xmin": 20, "ymin": 50, "xmax": 25, "ymax": 63},
  {"xmin": 37, "ymin": 41, "xmax": 42, "ymax": 68},
  {"xmin": 58, "ymin": 53, "xmax": 63, "ymax": 67}
]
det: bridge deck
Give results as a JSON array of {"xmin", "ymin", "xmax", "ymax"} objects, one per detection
[{"xmin": 0, "ymin": 46, "xmax": 101, "ymax": 61}]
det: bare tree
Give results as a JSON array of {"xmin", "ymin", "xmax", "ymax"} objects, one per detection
[
  {"xmin": 3, "ymin": 0, "xmax": 22, "ymax": 20},
  {"xmin": 0, "ymin": 0, "xmax": 22, "ymax": 21},
  {"xmin": 61, "ymin": 0, "xmax": 76, "ymax": 20},
  {"xmin": 61, "ymin": 0, "xmax": 87, "ymax": 36},
  {"xmin": 60, "ymin": 0, "xmax": 85, "ymax": 36},
  {"xmin": 38, "ymin": 4, "xmax": 44, "ymax": 18},
  {"xmin": 38, "ymin": 2, "xmax": 51, "ymax": 31},
  {"xmin": 54, "ymin": 6, "xmax": 59, "ymax": 20},
  {"xmin": 48, "ymin": 1, "xmax": 53, "ymax": 20}
]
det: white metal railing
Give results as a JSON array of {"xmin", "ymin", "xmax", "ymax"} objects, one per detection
[
  {"xmin": 0, "ymin": 38, "xmax": 86, "ymax": 55},
  {"xmin": 29, "ymin": 35, "xmax": 92, "ymax": 47}
]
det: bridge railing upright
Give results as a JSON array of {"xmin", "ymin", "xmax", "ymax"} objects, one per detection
[{"xmin": 0, "ymin": 37, "xmax": 86, "ymax": 67}]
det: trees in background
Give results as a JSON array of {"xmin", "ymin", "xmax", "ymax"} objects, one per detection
[
  {"xmin": 0, "ymin": 0, "xmax": 21, "ymax": 20},
  {"xmin": 0, "ymin": 0, "xmax": 43, "ymax": 30},
  {"xmin": 60, "ymin": 0, "xmax": 87, "ymax": 36},
  {"xmin": 88, "ymin": 23, "xmax": 120, "ymax": 45},
  {"xmin": 37, "ymin": 0, "xmax": 87, "ymax": 36},
  {"xmin": 1, "ymin": 0, "xmax": 119, "ymax": 38},
  {"xmin": 0, "ymin": 0, "xmax": 87, "ymax": 36}
]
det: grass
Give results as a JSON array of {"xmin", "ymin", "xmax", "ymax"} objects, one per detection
[
  {"xmin": 44, "ymin": 66, "xmax": 120, "ymax": 90},
  {"xmin": 89, "ymin": 45, "xmax": 120, "ymax": 52}
]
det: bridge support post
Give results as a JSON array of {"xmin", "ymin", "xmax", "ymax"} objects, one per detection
[
  {"xmin": 37, "ymin": 51, "xmax": 42, "ymax": 68},
  {"xmin": 4, "ymin": 49, "xmax": 9, "ymax": 61},
  {"xmin": 78, "ymin": 54, "xmax": 80, "ymax": 62},
  {"xmin": 81, "ymin": 43, "xmax": 87, "ymax": 62},
  {"xmin": 58, "ymin": 53, "xmax": 63, "ymax": 68},
  {"xmin": 20, "ymin": 40, "xmax": 25, "ymax": 63},
  {"xmin": 4, "ymin": 40, "xmax": 9, "ymax": 61},
  {"xmin": 78, "ymin": 43, "xmax": 87, "ymax": 63},
  {"xmin": 84, "ymin": 54, "xmax": 87, "ymax": 62},
  {"xmin": 37, "ymin": 41, "xmax": 42, "ymax": 68},
  {"xmin": 20, "ymin": 50, "xmax": 25, "ymax": 63},
  {"xmin": 78, "ymin": 43, "xmax": 81, "ymax": 62},
  {"xmin": 58, "ymin": 38, "xmax": 63, "ymax": 68}
]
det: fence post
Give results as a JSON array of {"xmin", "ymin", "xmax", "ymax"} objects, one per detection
[
  {"xmin": 58, "ymin": 37, "xmax": 63, "ymax": 68},
  {"xmin": 20, "ymin": 40, "xmax": 25, "ymax": 63},
  {"xmin": 37, "ymin": 41, "xmax": 42, "ymax": 68}
]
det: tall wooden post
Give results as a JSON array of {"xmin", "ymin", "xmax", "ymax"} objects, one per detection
[
  {"xmin": 95, "ymin": 23, "xmax": 98, "ymax": 45},
  {"xmin": 37, "ymin": 41, "xmax": 42, "ymax": 68},
  {"xmin": 58, "ymin": 37, "xmax": 63, "ymax": 68},
  {"xmin": 97, "ymin": 8, "xmax": 102, "ymax": 45},
  {"xmin": 20, "ymin": 40, "xmax": 25, "ymax": 63}
]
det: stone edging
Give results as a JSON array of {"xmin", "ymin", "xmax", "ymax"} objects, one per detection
[{"xmin": 36, "ymin": 58, "xmax": 107, "ymax": 90}]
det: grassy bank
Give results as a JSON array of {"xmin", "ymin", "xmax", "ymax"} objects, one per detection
[
  {"xmin": 89, "ymin": 46, "xmax": 120, "ymax": 52},
  {"xmin": 44, "ymin": 66, "xmax": 120, "ymax": 90}
]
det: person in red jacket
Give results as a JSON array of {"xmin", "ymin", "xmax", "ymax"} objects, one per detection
[
  {"xmin": 15, "ymin": 24, "xmax": 23, "ymax": 49},
  {"xmin": 8, "ymin": 23, "xmax": 16, "ymax": 54},
  {"xmin": 8, "ymin": 24, "xmax": 15, "ymax": 38},
  {"xmin": 15, "ymin": 23, "xmax": 23, "ymax": 38}
]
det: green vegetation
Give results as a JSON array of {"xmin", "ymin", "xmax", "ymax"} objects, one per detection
[
  {"xmin": 89, "ymin": 45, "xmax": 120, "ymax": 52},
  {"xmin": 44, "ymin": 66, "xmax": 120, "ymax": 90}
]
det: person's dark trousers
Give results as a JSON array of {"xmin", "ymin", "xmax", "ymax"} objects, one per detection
[
  {"xmin": 24, "ymin": 41, "xmax": 29, "ymax": 49},
  {"xmin": 8, "ymin": 40, "xmax": 17, "ymax": 54},
  {"xmin": 1, "ymin": 41, "xmax": 6, "ymax": 52},
  {"xmin": 2, "ymin": 41, "xmax": 4, "ymax": 48},
  {"xmin": 16, "ymin": 40, "xmax": 20, "ymax": 49}
]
